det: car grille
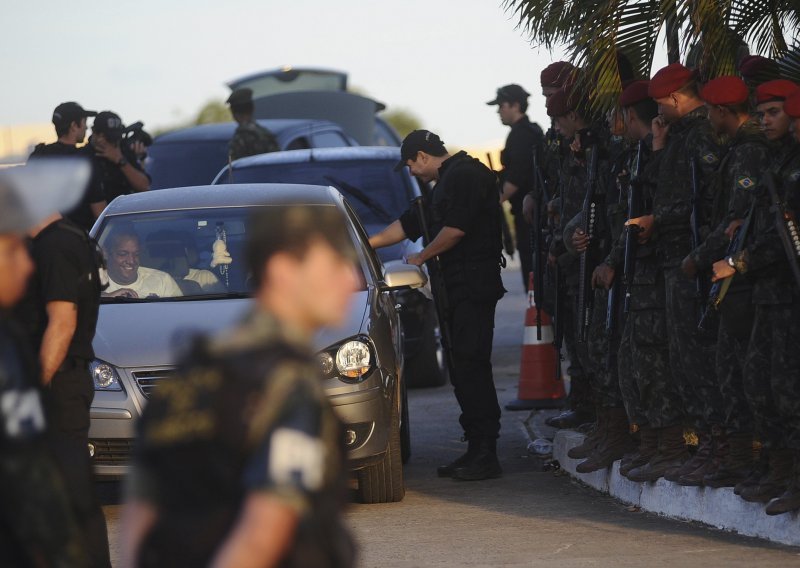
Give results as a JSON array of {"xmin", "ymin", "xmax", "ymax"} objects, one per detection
[
  {"xmin": 91, "ymin": 439, "xmax": 134, "ymax": 465},
  {"xmin": 131, "ymin": 368, "xmax": 175, "ymax": 398}
]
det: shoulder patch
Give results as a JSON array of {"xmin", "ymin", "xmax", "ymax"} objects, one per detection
[
  {"xmin": 737, "ymin": 176, "xmax": 756, "ymax": 190},
  {"xmin": 702, "ymin": 152, "xmax": 719, "ymax": 165}
]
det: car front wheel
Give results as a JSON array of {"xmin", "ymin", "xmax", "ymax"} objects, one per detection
[{"xmin": 357, "ymin": 405, "xmax": 405, "ymax": 503}]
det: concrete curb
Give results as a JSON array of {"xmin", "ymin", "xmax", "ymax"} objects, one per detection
[{"xmin": 553, "ymin": 429, "xmax": 800, "ymax": 547}]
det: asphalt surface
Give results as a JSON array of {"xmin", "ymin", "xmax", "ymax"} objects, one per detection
[{"xmin": 101, "ymin": 265, "xmax": 800, "ymax": 567}]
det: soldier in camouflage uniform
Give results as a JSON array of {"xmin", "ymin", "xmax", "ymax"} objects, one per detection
[
  {"xmin": 625, "ymin": 64, "xmax": 728, "ymax": 483},
  {"xmin": 123, "ymin": 205, "xmax": 356, "ymax": 567},
  {"xmin": 0, "ymin": 163, "xmax": 88, "ymax": 567},
  {"xmin": 227, "ymin": 87, "xmax": 280, "ymax": 162},
  {"xmin": 712, "ymin": 80, "xmax": 800, "ymax": 513},
  {"xmin": 678, "ymin": 77, "xmax": 771, "ymax": 488}
]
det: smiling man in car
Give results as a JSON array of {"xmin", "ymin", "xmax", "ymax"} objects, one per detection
[
  {"xmin": 122, "ymin": 205, "xmax": 357, "ymax": 568},
  {"xmin": 102, "ymin": 228, "xmax": 183, "ymax": 299}
]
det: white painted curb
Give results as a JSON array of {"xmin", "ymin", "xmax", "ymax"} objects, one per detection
[{"xmin": 553, "ymin": 429, "xmax": 800, "ymax": 547}]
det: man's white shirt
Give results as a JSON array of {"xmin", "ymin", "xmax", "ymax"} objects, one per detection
[{"xmin": 105, "ymin": 266, "xmax": 183, "ymax": 298}]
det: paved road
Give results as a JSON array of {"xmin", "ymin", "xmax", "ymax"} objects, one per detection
[{"xmin": 102, "ymin": 267, "xmax": 800, "ymax": 567}]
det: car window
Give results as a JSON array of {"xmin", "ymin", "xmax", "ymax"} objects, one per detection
[
  {"xmin": 312, "ymin": 131, "xmax": 349, "ymax": 148},
  {"xmin": 95, "ymin": 206, "xmax": 368, "ymax": 303},
  {"xmin": 221, "ymin": 159, "xmax": 413, "ymax": 228},
  {"xmin": 285, "ymin": 136, "xmax": 311, "ymax": 150},
  {"xmin": 342, "ymin": 200, "xmax": 383, "ymax": 282}
]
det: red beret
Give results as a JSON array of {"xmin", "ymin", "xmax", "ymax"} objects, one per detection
[
  {"xmin": 546, "ymin": 87, "xmax": 580, "ymax": 117},
  {"xmin": 755, "ymin": 80, "xmax": 799, "ymax": 104},
  {"xmin": 648, "ymin": 63, "xmax": 696, "ymax": 99},
  {"xmin": 619, "ymin": 80, "xmax": 651, "ymax": 107},
  {"xmin": 738, "ymin": 55, "xmax": 780, "ymax": 81},
  {"xmin": 784, "ymin": 89, "xmax": 800, "ymax": 118},
  {"xmin": 541, "ymin": 61, "xmax": 576, "ymax": 88},
  {"xmin": 700, "ymin": 76, "xmax": 749, "ymax": 106}
]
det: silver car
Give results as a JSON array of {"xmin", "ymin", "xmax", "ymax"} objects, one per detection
[{"xmin": 88, "ymin": 184, "xmax": 424, "ymax": 503}]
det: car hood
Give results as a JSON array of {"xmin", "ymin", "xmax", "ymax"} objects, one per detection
[{"xmin": 93, "ymin": 292, "xmax": 370, "ymax": 368}]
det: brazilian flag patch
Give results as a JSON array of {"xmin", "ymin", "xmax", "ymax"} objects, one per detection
[
  {"xmin": 737, "ymin": 176, "xmax": 756, "ymax": 189},
  {"xmin": 702, "ymin": 152, "xmax": 719, "ymax": 164}
]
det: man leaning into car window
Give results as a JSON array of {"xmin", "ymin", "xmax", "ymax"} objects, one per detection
[{"xmin": 102, "ymin": 229, "xmax": 183, "ymax": 299}]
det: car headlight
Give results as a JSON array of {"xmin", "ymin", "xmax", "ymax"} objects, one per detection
[
  {"xmin": 89, "ymin": 360, "xmax": 123, "ymax": 391},
  {"xmin": 318, "ymin": 337, "xmax": 375, "ymax": 383}
]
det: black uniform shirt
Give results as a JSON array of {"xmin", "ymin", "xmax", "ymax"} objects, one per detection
[
  {"xmin": 14, "ymin": 219, "xmax": 101, "ymax": 361},
  {"xmin": 129, "ymin": 310, "xmax": 354, "ymax": 568},
  {"xmin": 28, "ymin": 142, "xmax": 105, "ymax": 232},
  {"xmin": 399, "ymin": 151, "xmax": 505, "ymax": 301},
  {"xmin": 90, "ymin": 138, "xmax": 149, "ymax": 203},
  {"xmin": 501, "ymin": 116, "xmax": 543, "ymax": 213}
]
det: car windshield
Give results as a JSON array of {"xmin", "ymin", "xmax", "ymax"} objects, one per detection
[
  {"xmin": 146, "ymin": 140, "xmax": 232, "ymax": 190},
  {"xmin": 95, "ymin": 206, "xmax": 367, "ymax": 303},
  {"xmin": 223, "ymin": 159, "xmax": 413, "ymax": 226}
]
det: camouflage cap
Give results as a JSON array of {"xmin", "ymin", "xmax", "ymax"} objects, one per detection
[{"xmin": 227, "ymin": 88, "xmax": 254, "ymax": 107}]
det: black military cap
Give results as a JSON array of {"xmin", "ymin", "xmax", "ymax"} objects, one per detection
[
  {"xmin": 52, "ymin": 102, "xmax": 97, "ymax": 128},
  {"xmin": 92, "ymin": 111, "xmax": 125, "ymax": 142},
  {"xmin": 227, "ymin": 88, "xmax": 254, "ymax": 107},
  {"xmin": 395, "ymin": 130, "xmax": 447, "ymax": 171},
  {"xmin": 486, "ymin": 84, "xmax": 530, "ymax": 106}
]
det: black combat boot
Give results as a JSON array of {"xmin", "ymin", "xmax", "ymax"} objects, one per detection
[
  {"xmin": 620, "ymin": 427, "xmax": 658, "ymax": 478},
  {"xmin": 704, "ymin": 432, "xmax": 754, "ymax": 488},
  {"xmin": 665, "ymin": 430, "xmax": 711, "ymax": 483},
  {"xmin": 452, "ymin": 438, "xmax": 502, "ymax": 481},
  {"xmin": 437, "ymin": 438, "xmax": 479, "ymax": 478},
  {"xmin": 734, "ymin": 450, "xmax": 768, "ymax": 495},
  {"xmin": 545, "ymin": 408, "xmax": 596, "ymax": 429},
  {"xmin": 568, "ymin": 407, "xmax": 606, "ymax": 460},
  {"xmin": 626, "ymin": 425, "xmax": 689, "ymax": 483},
  {"xmin": 577, "ymin": 408, "xmax": 636, "ymax": 473},
  {"xmin": 740, "ymin": 448, "xmax": 793, "ymax": 503},
  {"xmin": 678, "ymin": 428, "xmax": 728, "ymax": 487},
  {"xmin": 765, "ymin": 451, "xmax": 800, "ymax": 515}
]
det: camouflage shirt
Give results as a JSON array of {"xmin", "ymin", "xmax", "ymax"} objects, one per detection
[
  {"xmin": 648, "ymin": 106, "xmax": 727, "ymax": 267},
  {"xmin": 229, "ymin": 121, "xmax": 279, "ymax": 162}
]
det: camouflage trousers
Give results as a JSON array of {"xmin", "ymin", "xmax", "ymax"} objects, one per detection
[
  {"xmin": 664, "ymin": 266, "xmax": 725, "ymax": 431},
  {"xmin": 563, "ymin": 292, "xmax": 594, "ymax": 412},
  {"xmin": 715, "ymin": 291, "xmax": 755, "ymax": 435},
  {"xmin": 618, "ymin": 318, "xmax": 644, "ymax": 426},
  {"xmin": 587, "ymin": 287, "xmax": 624, "ymax": 408},
  {"xmin": 744, "ymin": 302, "xmax": 800, "ymax": 451}
]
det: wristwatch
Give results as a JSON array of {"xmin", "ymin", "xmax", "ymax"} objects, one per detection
[
  {"xmin": 117, "ymin": 156, "xmax": 128, "ymax": 167},
  {"xmin": 726, "ymin": 256, "xmax": 735, "ymax": 269}
]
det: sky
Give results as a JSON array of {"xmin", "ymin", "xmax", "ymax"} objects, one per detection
[{"xmin": 0, "ymin": 0, "xmax": 582, "ymax": 148}]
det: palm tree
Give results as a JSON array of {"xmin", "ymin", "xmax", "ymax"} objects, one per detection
[{"xmin": 503, "ymin": 0, "xmax": 800, "ymax": 114}]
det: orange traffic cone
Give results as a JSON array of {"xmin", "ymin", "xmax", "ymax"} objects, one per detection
[{"xmin": 505, "ymin": 273, "xmax": 565, "ymax": 411}]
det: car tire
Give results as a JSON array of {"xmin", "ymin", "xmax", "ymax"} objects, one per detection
[
  {"xmin": 400, "ymin": 379, "xmax": 411, "ymax": 464},
  {"xmin": 405, "ymin": 307, "xmax": 448, "ymax": 389},
  {"xmin": 357, "ymin": 405, "xmax": 405, "ymax": 503}
]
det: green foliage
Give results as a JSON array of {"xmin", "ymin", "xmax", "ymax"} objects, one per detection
[
  {"xmin": 194, "ymin": 99, "xmax": 231, "ymax": 125},
  {"xmin": 380, "ymin": 108, "xmax": 422, "ymax": 138},
  {"xmin": 503, "ymin": 0, "xmax": 800, "ymax": 115}
]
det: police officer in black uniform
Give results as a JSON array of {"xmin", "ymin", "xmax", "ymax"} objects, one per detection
[
  {"xmin": 123, "ymin": 205, "xmax": 356, "ymax": 568},
  {"xmin": 29, "ymin": 102, "xmax": 107, "ymax": 232},
  {"xmin": 0, "ymin": 160, "xmax": 90, "ymax": 567},
  {"xmin": 487, "ymin": 84, "xmax": 544, "ymax": 291},
  {"xmin": 370, "ymin": 130, "xmax": 506, "ymax": 481},
  {"xmin": 89, "ymin": 111, "xmax": 151, "ymax": 203},
  {"xmin": 13, "ymin": 165, "xmax": 110, "ymax": 566}
]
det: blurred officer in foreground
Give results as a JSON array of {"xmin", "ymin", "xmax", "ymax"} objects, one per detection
[
  {"xmin": 29, "ymin": 102, "xmax": 107, "ymax": 231},
  {"xmin": 487, "ymin": 84, "xmax": 544, "ymax": 291},
  {"xmin": 227, "ymin": 88, "xmax": 279, "ymax": 162},
  {"xmin": 13, "ymin": 160, "xmax": 110, "ymax": 565},
  {"xmin": 123, "ymin": 205, "xmax": 357, "ymax": 567},
  {"xmin": 90, "ymin": 111, "xmax": 151, "ymax": 203},
  {"xmin": 0, "ymin": 160, "xmax": 90, "ymax": 566},
  {"xmin": 370, "ymin": 130, "xmax": 505, "ymax": 481}
]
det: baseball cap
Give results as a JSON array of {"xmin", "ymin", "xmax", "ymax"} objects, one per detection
[
  {"xmin": 0, "ymin": 159, "xmax": 90, "ymax": 234},
  {"xmin": 92, "ymin": 111, "xmax": 125, "ymax": 142},
  {"xmin": 52, "ymin": 102, "xmax": 97, "ymax": 129},
  {"xmin": 395, "ymin": 130, "xmax": 447, "ymax": 171},
  {"xmin": 486, "ymin": 84, "xmax": 530, "ymax": 106},
  {"xmin": 227, "ymin": 88, "xmax": 254, "ymax": 107}
]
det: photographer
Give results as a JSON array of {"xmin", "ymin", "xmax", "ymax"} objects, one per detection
[{"xmin": 90, "ymin": 111, "xmax": 151, "ymax": 203}]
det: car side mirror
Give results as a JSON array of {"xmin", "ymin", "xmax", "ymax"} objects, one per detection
[{"xmin": 381, "ymin": 260, "xmax": 427, "ymax": 291}]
